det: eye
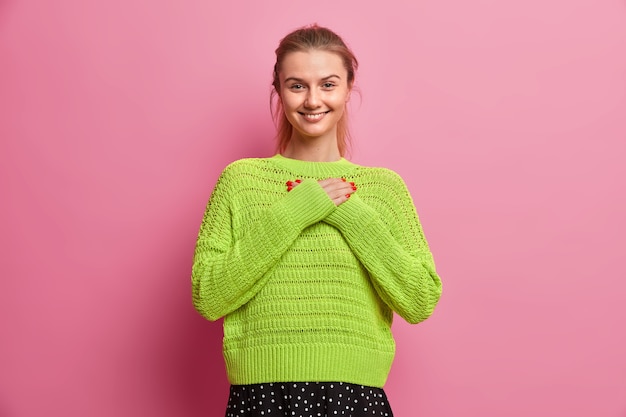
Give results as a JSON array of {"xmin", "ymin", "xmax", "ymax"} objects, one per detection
[
  {"xmin": 289, "ymin": 84, "xmax": 305, "ymax": 90},
  {"xmin": 322, "ymin": 82, "xmax": 336, "ymax": 89}
]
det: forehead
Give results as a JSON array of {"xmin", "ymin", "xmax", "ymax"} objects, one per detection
[{"xmin": 279, "ymin": 50, "xmax": 347, "ymax": 80}]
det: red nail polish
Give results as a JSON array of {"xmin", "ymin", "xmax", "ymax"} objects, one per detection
[
  {"xmin": 346, "ymin": 194, "xmax": 351, "ymax": 198},
  {"xmin": 350, "ymin": 182, "xmax": 355, "ymax": 186},
  {"xmin": 295, "ymin": 179, "xmax": 302, "ymax": 183},
  {"xmin": 352, "ymin": 186, "xmax": 357, "ymax": 190},
  {"xmin": 286, "ymin": 181, "xmax": 293, "ymax": 186},
  {"xmin": 341, "ymin": 178, "xmax": 347, "ymax": 182}
]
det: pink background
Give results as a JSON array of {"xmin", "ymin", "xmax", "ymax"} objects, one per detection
[{"xmin": 1, "ymin": 0, "xmax": 625, "ymax": 416}]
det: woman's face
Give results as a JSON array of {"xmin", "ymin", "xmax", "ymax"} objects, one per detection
[{"xmin": 279, "ymin": 50, "xmax": 351, "ymax": 144}]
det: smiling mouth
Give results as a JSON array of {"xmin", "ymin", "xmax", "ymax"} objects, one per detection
[{"xmin": 299, "ymin": 111, "xmax": 330, "ymax": 120}]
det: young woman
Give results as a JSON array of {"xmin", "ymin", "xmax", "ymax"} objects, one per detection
[{"xmin": 192, "ymin": 24, "xmax": 442, "ymax": 417}]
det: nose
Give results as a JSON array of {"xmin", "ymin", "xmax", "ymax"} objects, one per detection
[{"xmin": 304, "ymin": 89, "xmax": 321, "ymax": 108}]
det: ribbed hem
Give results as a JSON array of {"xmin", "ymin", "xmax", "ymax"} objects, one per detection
[{"xmin": 224, "ymin": 343, "xmax": 395, "ymax": 388}]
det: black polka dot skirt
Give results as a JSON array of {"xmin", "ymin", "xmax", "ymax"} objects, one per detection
[{"xmin": 225, "ymin": 382, "xmax": 394, "ymax": 417}]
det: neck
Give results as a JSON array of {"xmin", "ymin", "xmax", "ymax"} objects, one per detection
[{"xmin": 283, "ymin": 135, "xmax": 341, "ymax": 162}]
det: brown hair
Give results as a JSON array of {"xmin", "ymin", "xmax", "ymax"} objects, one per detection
[{"xmin": 271, "ymin": 24, "xmax": 359, "ymax": 157}]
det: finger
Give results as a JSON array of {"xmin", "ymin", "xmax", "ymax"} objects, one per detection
[
  {"xmin": 317, "ymin": 178, "xmax": 358, "ymax": 205},
  {"xmin": 286, "ymin": 179, "xmax": 302, "ymax": 192},
  {"xmin": 326, "ymin": 181, "xmax": 356, "ymax": 196},
  {"xmin": 332, "ymin": 191, "xmax": 354, "ymax": 206},
  {"xmin": 319, "ymin": 178, "xmax": 354, "ymax": 192},
  {"xmin": 317, "ymin": 178, "xmax": 339, "ymax": 188}
]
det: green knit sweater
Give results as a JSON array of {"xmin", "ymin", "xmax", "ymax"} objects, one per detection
[{"xmin": 192, "ymin": 154, "xmax": 442, "ymax": 388}]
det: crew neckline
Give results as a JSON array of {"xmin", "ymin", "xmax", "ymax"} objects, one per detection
[{"xmin": 269, "ymin": 154, "xmax": 357, "ymax": 178}]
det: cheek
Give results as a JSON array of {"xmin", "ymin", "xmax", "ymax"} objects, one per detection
[
  {"xmin": 333, "ymin": 89, "xmax": 351, "ymax": 106},
  {"xmin": 281, "ymin": 98, "xmax": 299, "ymax": 122},
  {"xmin": 333, "ymin": 96, "xmax": 349, "ymax": 111},
  {"xmin": 281, "ymin": 93, "xmax": 300, "ymax": 111}
]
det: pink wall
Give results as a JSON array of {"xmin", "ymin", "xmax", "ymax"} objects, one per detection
[{"xmin": 1, "ymin": 0, "xmax": 625, "ymax": 416}]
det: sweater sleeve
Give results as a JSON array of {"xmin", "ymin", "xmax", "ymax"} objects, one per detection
[
  {"xmin": 192, "ymin": 163, "xmax": 336, "ymax": 321},
  {"xmin": 323, "ymin": 169, "xmax": 442, "ymax": 324}
]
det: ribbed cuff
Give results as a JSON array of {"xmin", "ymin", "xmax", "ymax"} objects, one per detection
[
  {"xmin": 272, "ymin": 179, "xmax": 336, "ymax": 230},
  {"xmin": 324, "ymin": 194, "xmax": 379, "ymax": 238}
]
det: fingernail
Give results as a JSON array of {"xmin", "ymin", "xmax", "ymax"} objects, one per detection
[
  {"xmin": 346, "ymin": 194, "xmax": 351, "ymax": 198},
  {"xmin": 350, "ymin": 182, "xmax": 355, "ymax": 186},
  {"xmin": 286, "ymin": 181, "xmax": 293, "ymax": 186},
  {"xmin": 352, "ymin": 186, "xmax": 357, "ymax": 190},
  {"xmin": 295, "ymin": 179, "xmax": 302, "ymax": 183},
  {"xmin": 341, "ymin": 178, "xmax": 347, "ymax": 182}
]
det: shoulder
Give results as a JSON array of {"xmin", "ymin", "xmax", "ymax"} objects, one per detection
[
  {"xmin": 216, "ymin": 157, "xmax": 279, "ymax": 181},
  {"xmin": 212, "ymin": 157, "xmax": 286, "ymax": 194},
  {"xmin": 351, "ymin": 165, "xmax": 416, "ymax": 209},
  {"xmin": 220, "ymin": 157, "xmax": 271, "ymax": 175}
]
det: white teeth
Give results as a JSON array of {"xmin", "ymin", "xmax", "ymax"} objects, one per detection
[{"xmin": 303, "ymin": 112, "xmax": 326, "ymax": 120}]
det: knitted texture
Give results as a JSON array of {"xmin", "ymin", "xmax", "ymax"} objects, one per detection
[{"xmin": 192, "ymin": 154, "xmax": 442, "ymax": 388}]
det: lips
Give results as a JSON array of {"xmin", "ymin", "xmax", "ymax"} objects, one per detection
[{"xmin": 299, "ymin": 111, "xmax": 330, "ymax": 121}]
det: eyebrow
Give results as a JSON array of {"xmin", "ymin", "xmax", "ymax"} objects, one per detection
[{"xmin": 283, "ymin": 75, "xmax": 342, "ymax": 83}]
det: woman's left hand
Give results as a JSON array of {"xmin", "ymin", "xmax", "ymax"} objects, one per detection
[{"xmin": 287, "ymin": 178, "xmax": 357, "ymax": 206}]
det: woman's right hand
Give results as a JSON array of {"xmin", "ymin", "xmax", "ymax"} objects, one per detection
[
  {"xmin": 287, "ymin": 178, "xmax": 357, "ymax": 206},
  {"xmin": 318, "ymin": 178, "xmax": 357, "ymax": 206}
]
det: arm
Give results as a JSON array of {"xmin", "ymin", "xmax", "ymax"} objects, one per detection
[
  {"xmin": 324, "ymin": 169, "xmax": 442, "ymax": 324},
  {"xmin": 192, "ymin": 164, "xmax": 336, "ymax": 321}
]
